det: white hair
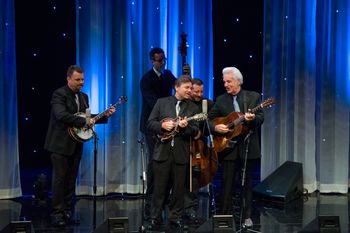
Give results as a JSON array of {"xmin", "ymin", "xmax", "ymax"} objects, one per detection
[{"xmin": 222, "ymin": 67, "xmax": 243, "ymax": 84}]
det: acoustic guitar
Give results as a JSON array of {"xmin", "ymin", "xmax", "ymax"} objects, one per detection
[
  {"xmin": 68, "ymin": 96, "xmax": 127, "ymax": 143},
  {"xmin": 212, "ymin": 97, "xmax": 275, "ymax": 152}
]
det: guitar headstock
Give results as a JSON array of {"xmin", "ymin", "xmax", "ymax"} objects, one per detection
[
  {"xmin": 179, "ymin": 32, "xmax": 188, "ymax": 57},
  {"xmin": 118, "ymin": 96, "xmax": 128, "ymax": 105},
  {"xmin": 260, "ymin": 97, "xmax": 275, "ymax": 108},
  {"xmin": 192, "ymin": 113, "xmax": 208, "ymax": 121}
]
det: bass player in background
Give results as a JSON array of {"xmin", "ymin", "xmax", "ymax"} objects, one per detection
[
  {"xmin": 139, "ymin": 47, "xmax": 176, "ymax": 219},
  {"xmin": 44, "ymin": 65, "xmax": 115, "ymax": 227},
  {"xmin": 208, "ymin": 67, "xmax": 264, "ymax": 228}
]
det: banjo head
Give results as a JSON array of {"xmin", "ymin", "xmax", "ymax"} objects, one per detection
[{"xmin": 70, "ymin": 112, "xmax": 95, "ymax": 142}]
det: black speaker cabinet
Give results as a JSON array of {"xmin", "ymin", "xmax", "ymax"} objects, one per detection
[
  {"xmin": 0, "ymin": 221, "xmax": 34, "ymax": 233},
  {"xmin": 298, "ymin": 215, "xmax": 340, "ymax": 233},
  {"xmin": 253, "ymin": 161, "xmax": 303, "ymax": 203},
  {"xmin": 92, "ymin": 217, "xmax": 128, "ymax": 233}
]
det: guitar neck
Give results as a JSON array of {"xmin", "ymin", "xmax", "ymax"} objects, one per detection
[
  {"xmin": 92, "ymin": 102, "xmax": 122, "ymax": 122},
  {"xmin": 92, "ymin": 109, "xmax": 108, "ymax": 122},
  {"xmin": 179, "ymin": 113, "xmax": 206, "ymax": 122},
  {"xmin": 186, "ymin": 115, "xmax": 196, "ymax": 122},
  {"xmin": 227, "ymin": 105, "xmax": 263, "ymax": 128}
]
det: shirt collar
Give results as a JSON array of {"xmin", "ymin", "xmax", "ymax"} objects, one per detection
[{"xmin": 153, "ymin": 67, "xmax": 162, "ymax": 77}]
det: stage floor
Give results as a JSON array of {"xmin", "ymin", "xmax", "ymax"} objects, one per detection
[{"xmin": 0, "ymin": 193, "xmax": 348, "ymax": 233}]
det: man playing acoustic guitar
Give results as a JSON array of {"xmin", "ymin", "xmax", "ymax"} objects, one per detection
[{"xmin": 208, "ymin": 67, "xmax": 264, "ymax": 228}]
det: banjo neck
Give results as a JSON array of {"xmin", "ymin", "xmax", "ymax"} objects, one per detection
[{"xmin": 92, "ymin": 96, "xmax": 127, "ymax": 123}]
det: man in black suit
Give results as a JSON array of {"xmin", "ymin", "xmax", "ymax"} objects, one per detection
[
  {"xmin": 208, "ymin": 67, "xmax": 264, "ymax": 228},
  {"xmin": 44, "ymin": 65, "xmax": 115, "ymax": 227},
  {"xmin": 147, "ymin": 75, "xmax": 199, "ymax": 228},
  {"xmin": 139, "ymin": 47, "xmax": 176, "ymax": 218}
]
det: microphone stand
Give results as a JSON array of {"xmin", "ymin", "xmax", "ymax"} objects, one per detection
[
  {"xmin": 137, "ymin": 139, "xmax": 147, "ymax": 233},
  {"xmin": 91, "ymin": 127, "xmax": 99, "ymax": 231},
  {"xmin": 236, "ymin": 131, "xmax": 260, "ymax": 233},
  {"xmin": 205, "ymin": 118, "xmax": 217, "ymax": 216}
]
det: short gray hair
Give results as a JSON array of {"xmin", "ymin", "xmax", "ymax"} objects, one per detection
[{"xmin": 222, "ymin": 67, "xmax": 243, "ymax": 85}]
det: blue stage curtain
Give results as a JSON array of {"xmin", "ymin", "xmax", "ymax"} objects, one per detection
[
  {"xmin": 75, "ymin": 0, "xmax": 213, "ymax": 195},
  {"xmin": 262, "ymin": 0, "xmax": 349, "ymax": 193},
  {"xmin": 0, "ymin": 0, "xmax": 22, "ymax": 198}
]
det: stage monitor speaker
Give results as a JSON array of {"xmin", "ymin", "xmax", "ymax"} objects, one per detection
[
  {"xmin": 0, "ymin": 221, "xmax": 35, "ymax": 233},
  {"xmin": 195, "ymin": 215, "xmax": 236, "ymax": 233},
  {"xmin": 213, "ymin": 215, "xmax": 235, "ymax": 232},
  {"xmin": 253, "ymin": 161, "xmax": 303, "ymax": 203},
  {"xmin": 298, "ymin": 215, "xmax": 340, "ymax": 233},
  {"xmin": 92, "ymin": 217, "xmax": 128, "ymax": 233}
]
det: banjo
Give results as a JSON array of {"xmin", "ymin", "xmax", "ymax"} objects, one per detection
[{"xmin": 68, "ymin": 95, "xmax": 127, "ymax": 143}]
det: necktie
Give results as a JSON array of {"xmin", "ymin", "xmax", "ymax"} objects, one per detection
[
  {"xmin": 176, "ymin": 101, "xmax": 181, "ymax": 116},
  {"xmin": 172, "ymin": 100, "xmax": 181, "ymax": 147},
  {"xmin": 233, "ymin": 96, "xmax": 240, "ymax": 112},
  {"xmin": 75, "ymin": 94, "xmax": 80, "ymax": 112}
]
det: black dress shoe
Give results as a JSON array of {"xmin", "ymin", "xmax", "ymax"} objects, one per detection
[{"xmin": 51, "ymin": 214, "xmax": 66, "ymax": 227}]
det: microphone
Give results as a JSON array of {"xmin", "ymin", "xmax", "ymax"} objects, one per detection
[
  {"xmin": 85, "ymin": 108, "xmax": 91, "ymax": 126},
  {"xmin": 202, "ymin": 100, "xmax": 214, "ymax": 147},
  {"xmin": 202, "ymin": 99, "xmax": 208, "ymax": 114}
]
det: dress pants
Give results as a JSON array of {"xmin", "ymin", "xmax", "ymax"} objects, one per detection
[
  {"xmin": 151, "ymin": 150, "xmax": 187, "ymax": 221},
  {"xmin": 51, "ymin": 147, "xmax": 82, "ymax": 217},
  {"xmin": 144, "ymin": 133, "xmax": 157, "ymax": 214},
  {"xmin": 220, "ymin": 158, "xmax": 254, "ymax": 219}
]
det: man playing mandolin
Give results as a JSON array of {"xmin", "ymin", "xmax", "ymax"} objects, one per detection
[
  {"xmin": 44, "ymin": 65, "xmax": 116, "ymax": 227},
  {"xmin": 147, "ymin": 75, "xmax": 199, "ymax": 229},
  {"xmin": 208, "ymin": 67, "xmax": 264, "ymax": 228}
]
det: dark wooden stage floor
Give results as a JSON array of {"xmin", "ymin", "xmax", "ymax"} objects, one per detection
[{"xmin": 0, "ymin": 193, "xmax": 348, "ymax": 233}]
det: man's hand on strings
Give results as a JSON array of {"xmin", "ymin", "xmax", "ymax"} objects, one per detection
[
  {"xmin": 162, "ymin": 119, "xmax": 176, "ymax": 131},
  {"xmin": 244, "ymin": 109, "xmax": 255, "ymax": 121},
  {"xmin": 178, "ymin": 117, "xmax": 188, "ymax": 128},
  {"xmin": 215, "ymin": 124, "xmax": 229, "ymax": 134},
  {"xmin": 105, "ymin": 104, "xmax": 116, "ymax": 117}
]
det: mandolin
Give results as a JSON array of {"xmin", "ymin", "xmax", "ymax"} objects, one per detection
[
  {"xmin": 157, "ymin": 113, "xmax": 207, "ymax": 142},
  {"xmin": 213, "ymin": 97, "xmax": 275, "ymax": 152}
]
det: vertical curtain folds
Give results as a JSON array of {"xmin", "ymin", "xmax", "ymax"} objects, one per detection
[
  {"xmin": 75, "ymin": 0, "xmax": 213, "ymax": 195},
  {"xmin": 0, "ymin": 0, "xmax": 21, "ymax": 199},
  {"xmin": 263, "ymin": 0, "xmax": 349, "ymax": 193}
]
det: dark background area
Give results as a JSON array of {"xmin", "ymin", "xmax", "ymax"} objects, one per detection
[{"xmin": 15, "ymin": 0, "xmax": 263, "ymax": 195}]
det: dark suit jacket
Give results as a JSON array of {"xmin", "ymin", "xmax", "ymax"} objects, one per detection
[
  {"xmin": 208, "ymin": 90, "xmax": 264, "ymax": 160},
  {"xmin": 147, "ymin": 96, "xmax": 200, "ymax": 164},
  {"xmin": 139, "ymin": 68, "xmax": 176, "ymax": 133},
  {"xmin": 44, "ymin": 85, "xmax": 89, "ymax": 156}
]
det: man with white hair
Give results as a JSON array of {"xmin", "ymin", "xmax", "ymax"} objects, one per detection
[{"xmin": 208, "ymin": 67, "xmax": 264, "ymax": 228}]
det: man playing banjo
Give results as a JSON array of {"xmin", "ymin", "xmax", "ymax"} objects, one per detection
[{"xmin": 44, "ymin": 65, "xmax": 116, "ymax": 227}]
